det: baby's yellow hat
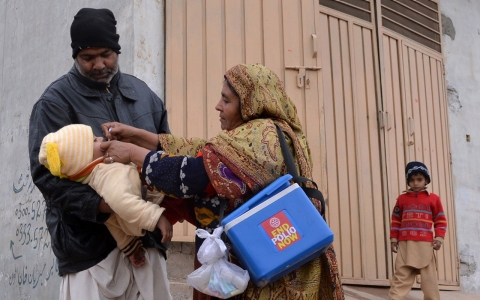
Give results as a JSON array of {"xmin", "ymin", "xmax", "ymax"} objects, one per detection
[{"xmin": 39, "ymin": 124, "xmax": 94, "ymax": 178}]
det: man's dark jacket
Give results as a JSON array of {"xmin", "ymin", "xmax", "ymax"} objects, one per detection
[{"xmin": 28, "ymin": 66, "xmax": 170, "ymax": 276}]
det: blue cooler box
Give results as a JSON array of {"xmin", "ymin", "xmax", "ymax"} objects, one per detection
[{"xmin": 221, "ymin": 174, "xmax": 334, "ymax": 288}]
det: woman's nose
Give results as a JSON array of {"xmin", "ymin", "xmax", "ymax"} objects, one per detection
[{"xmin": 215, "ymin": 100, "xmax": 222, "ymax": 111}]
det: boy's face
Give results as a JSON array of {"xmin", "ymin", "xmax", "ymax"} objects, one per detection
[
  {"xmin": 408, "ymin": 173, "xmax": 428, "ymax": 192},
  {"xmin": 93, "ymin": 136, "xmax": 105, "ymax": 160}
]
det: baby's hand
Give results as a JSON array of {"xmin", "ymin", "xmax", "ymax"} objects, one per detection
[
  {"xmin": 128, "ymin": 247, "xmax": 146, "ymax": 268},
  {"xmin": 157, "ymin": 215, "xmax": 173, "ymax": 243},
  {"xmin": 391, "ymin": 242, "xmax": 398, "ymax": 253},
  {"xmin": 432, "ymin": 240, "xmax": 442, "ymax": 250}
]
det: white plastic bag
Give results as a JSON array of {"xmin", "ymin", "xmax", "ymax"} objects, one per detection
[{"xmin": 186, "ymin": 227, "xmax": 249, "ymax": 299}]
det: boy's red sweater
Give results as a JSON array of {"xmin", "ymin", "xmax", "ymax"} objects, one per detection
[{"xmin": 390, "ymin": 190, "xmax": 447, "ymax": 242}]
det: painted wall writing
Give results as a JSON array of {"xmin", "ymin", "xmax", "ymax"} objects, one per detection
[
  {"xmin": 0, "ymin": 165, "xmax": 59, "ymax": 299},
  {"xmin": 0, "ymin": 0, "xmax": 163, "ymax": 298}
]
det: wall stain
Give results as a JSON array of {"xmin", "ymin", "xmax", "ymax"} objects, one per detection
[
  {"xmin": 460, "ymin": 246, "xmax": 478, "ymax": 277},
  {"xmin": 442, "ymin": 13, "xmax": 456, "ymax": 40},
  {"xmin": 447, "ymin": 85, "xmax": 462, "ymax": 113}
]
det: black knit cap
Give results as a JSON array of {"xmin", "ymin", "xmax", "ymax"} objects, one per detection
[
  {"xmin": 70, "ymin": 8, "xmax": 121, "ymax": 58},
  {"xmin": 405, "ymin": 161, "xmax": 430, "ymax": 184}
]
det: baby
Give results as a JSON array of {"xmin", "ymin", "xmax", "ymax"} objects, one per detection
[{"xmin": 39, "ymin": 124, "xmax": 172, "ymax": 267}]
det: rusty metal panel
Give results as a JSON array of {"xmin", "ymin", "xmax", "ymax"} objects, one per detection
[
  {"xmin": 382, "ymin": 35, "xmax": 406, "ymax": 227},
  {"xmin": 318, "ymin": 11, "xmax": 342, "ymax": 274},
  {"xmin": 353, "ymin": 25, "xmax": 388, "ymax": 283},
  {"xmin": 165, "ymin": 0, "xmax": 187, "ymax": 137},
  {"xmin": 166, "ymin": 0, "xmax": 458, "ymax": 288},
  {"xmin": 205, "ymin": 0, "xmax": 225, "ymax": 138},
  {"xmin": 282, "ymin": 0, "xmax": 305, "ymax": 125},
  {"xmin": 304, "ymin": 0, "xmax": 327, "ymax": 200},
  {"xmin": 244, "ymin": 0, "xmax": 264, "ymax": 64},
  {"xmin": 166, "ymin": 0, "xmax": 196, "ymax": 241},
  {"xmin": 165, "ymin": 0, "xmax": 325, "ymax": 245},
  {"xmin": 319, "ymin": 0, "xmax": 373, "ymax": 22},
  {"xmin": 434, "ymin": 59, "xmax": 458, "ymax": 286},
  {"xmin": 225, "ymin": 0, "xmax": 244, "ymax": 69},
  {"xmin": 318, "ymin": 9, "xmax": 384, "ymax": 283},
  {"xmin": 399, "ymin": 41, "xmax": 458, "ymax": 286},
  {"xmin": 381, "ymin": 0, "xmax": 441, "ymax": 53},
  {"xmin": 381, "ymin": 32, "xmax": 459, "ymax": 287},
  {"xmin": 186, "ymin": 1, "xmax": 207, "ymax": 140},
  {"xmin": 262, "ymin": 0, "xmax": 284, "ymax": 78}
]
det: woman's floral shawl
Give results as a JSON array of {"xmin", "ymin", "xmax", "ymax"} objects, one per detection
[{"xmin": 159, "ymin": 64, "xmax": 344, "ymax": 300}]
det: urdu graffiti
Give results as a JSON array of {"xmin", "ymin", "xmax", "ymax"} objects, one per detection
[{"xmin": 2, "ymin": 165, "xmax": 58, "ymax": 291}]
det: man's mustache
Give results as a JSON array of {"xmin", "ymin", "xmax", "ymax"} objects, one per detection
[{"xmin": 88, "ymin": 69, "xmax": 113, "ymax": 76}]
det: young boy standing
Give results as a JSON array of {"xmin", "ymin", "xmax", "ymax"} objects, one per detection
[{"xmin": 389, "ymin": 161, "xmax": 447, "ymax": 300}]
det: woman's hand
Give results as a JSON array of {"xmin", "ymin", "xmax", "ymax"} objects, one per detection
[
  {"xmin": 102, "ymin": 122, "xmax": 160, "ymax": 150},
  {"xmin": 101, "ymin": 122, "xmax": 138, "ymax": 142},
  {"xmin": 100, "ymin": 140, "xmax": 151, "ymax": 167},
  {"xmin": 100, "ymin": 141, "xmax": 135, "ymax": 164}
]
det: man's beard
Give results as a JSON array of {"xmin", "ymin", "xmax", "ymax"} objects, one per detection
[{"xmin": 75, "ymin": 58, "xmax": 119, "ymax": 84}]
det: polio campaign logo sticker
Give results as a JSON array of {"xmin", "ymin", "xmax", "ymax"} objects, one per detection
[{"xmin": 261, "ymin": 210, "xmax": 302, "ymax": 251}]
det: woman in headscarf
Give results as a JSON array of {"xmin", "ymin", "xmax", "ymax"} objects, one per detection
[{"xmin": 101, "ymin": 64, "xmax": 344, "ymax": 300}]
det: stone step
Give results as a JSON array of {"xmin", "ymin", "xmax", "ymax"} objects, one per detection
[
  {"xmin": 166, "ymin": 241, "xmax": 195, "ymax": 300},
  {"xmin": 169, "ymin": 282, "xmax": 193, "ymax": 300}
]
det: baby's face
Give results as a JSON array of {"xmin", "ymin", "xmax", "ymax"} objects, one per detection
[{"xmin": 93, "ymin": 136, "xmax": 106, "ymax": 160}]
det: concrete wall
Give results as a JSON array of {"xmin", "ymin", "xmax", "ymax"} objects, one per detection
[
  {"xmin": 441, "ymin": 0, "xmax": 480, "ymax": 294},
  {"xmin": 0, "ymin": 1, "xmax": 165, "ymax": 299}
]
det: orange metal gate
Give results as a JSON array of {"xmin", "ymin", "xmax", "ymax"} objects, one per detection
[{"xmin": 165, "ymin": 0, "xmax": 459, "ymax": 288}]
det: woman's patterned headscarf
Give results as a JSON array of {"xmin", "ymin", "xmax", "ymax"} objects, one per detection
[
  {"xmin": 224, "ymin": 64, "xmax": 303, "ymax": 132},
  {"xmin": 160, "ymin": 63, "xmax": 313, "ymax": 200},
  {"xmin": 205, "ymin": 64, "xmax": 313, "ymax": 202}
]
